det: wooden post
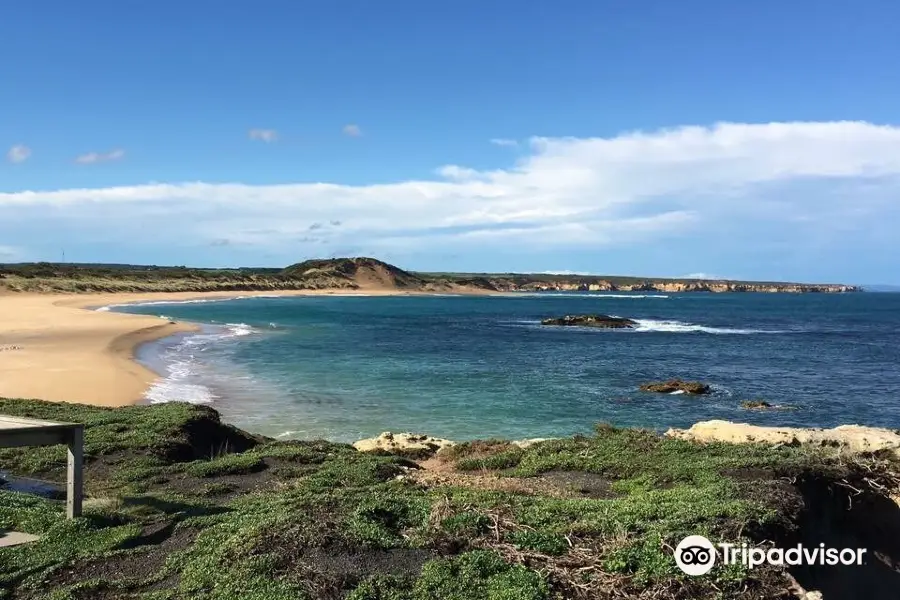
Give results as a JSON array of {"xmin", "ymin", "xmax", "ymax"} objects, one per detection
[{"xmin": 66, "ymin": 426, "xmax": 84, "ymax": 519}]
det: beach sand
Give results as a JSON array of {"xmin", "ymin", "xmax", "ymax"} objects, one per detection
[{"xmin": 0, "ymin": 288, "xmax": 420, "ymax": 407}]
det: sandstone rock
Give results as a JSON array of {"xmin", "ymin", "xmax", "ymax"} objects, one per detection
[
  {"xmin": 666, "ymin": 420, "xmax": 900, "ymax": 456},
  {"xmin": 540, "ymin": 314, "xmax": 637, "ymax": 328},
  {"xmin": 640, "ymin": 379, "xmax": 711, "ymax": 395},
  {"xmin": 353, "ymin": 432, "xmax": 456, "ymax": 456},
  {"xmin": 511, "ymin": 438, "xmax": 553, "ymax": 449}
]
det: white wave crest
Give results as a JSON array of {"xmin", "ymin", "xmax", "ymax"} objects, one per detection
[
  {"xmin": 515, "ymin": 293, "xmax": 669, "ymax": 299},
  {"xmin": 145, "ymin": 354, "xmax": 217, "ymax": 405},
  {"xmin": 633, "ymin": 319, "xmax": 783, "ymax": 334},
  {"xmin": 142, "ymin": 322, "xmax": 260, "ymax": 405},
  {"xmin": 94, "ymin": 294, "xmax": 293, "ymax": 313},
  {"xmin": 225, "ymin": 323, "xmax": 255, "ymax": 336},
  {"xmin": 94, "ymin": 298, "xmax": 233, "ymax": 312}
]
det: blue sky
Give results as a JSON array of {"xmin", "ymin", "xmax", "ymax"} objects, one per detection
[{"xmin": 2, "ymin": 1, "xmax": 900, "ymax": 283}]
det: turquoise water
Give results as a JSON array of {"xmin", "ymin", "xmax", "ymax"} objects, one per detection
[{"xmin": 119, "ymin": 292, "xmax": 900, "ymax": 442}]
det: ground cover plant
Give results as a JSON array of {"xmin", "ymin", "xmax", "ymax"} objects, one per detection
[{"xmin": 1, "ymin": 398, "xmax": 898, "ymax": 599}]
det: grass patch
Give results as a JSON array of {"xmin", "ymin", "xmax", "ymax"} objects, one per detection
[
  {"xmin": 0, "ymin": 398, "xmax": 259, "ymax": 478},
  {"xmin": 1, "ymin": 399, "xmax": 896, "ymax": 599}
]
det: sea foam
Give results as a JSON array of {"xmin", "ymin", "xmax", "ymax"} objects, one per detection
[
  {"xmin": 94, "ymin": 294, "xmax": 290, "ymax": 313},
  {"xmin": 515, "ymin": 293, "xmax": 670, "ymax": 299},
  {"xmin": 632, "ymin": 319, "xmax": 785, "ymax": 335},
  {"xmin": 142, "ymin": 323, "xmax": 261, "ymax": 405}
]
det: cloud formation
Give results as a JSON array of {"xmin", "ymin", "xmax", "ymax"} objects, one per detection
[
  {"xmin": 2, "ymin": 121, "xmax": 900, "ymax": 278},
  {"xmin": 6, "ymin": 145, "xmax": 31, "ymax": 164},
  {"xmin": 490, "ymin": 138, "xmax": 518, "ymax": 147},
  {"xmin": 248, "ymin": 129, "xmax": 279, "ymax": 143},
  {"xmin": 342, "ymin": 124, "xmax": 362, "ymax": 137},
  {"xmin": 75, "ymin": 149, "xmax": 125, "ymax": 165}
]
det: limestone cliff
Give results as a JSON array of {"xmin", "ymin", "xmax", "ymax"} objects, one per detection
[{"xmin": 463, "ymin": 277, "xmax": 859, "ymax": 294}]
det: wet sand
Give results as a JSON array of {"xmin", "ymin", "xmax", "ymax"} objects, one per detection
[{"xmin": 0, "ymin": 288, "xmax": 427, "ymax": 407}]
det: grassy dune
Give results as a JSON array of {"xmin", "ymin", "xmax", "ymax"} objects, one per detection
[
  {"xmin": 1, "ymin": 399, "xmax": 898, "ymax": 599},
  {"xmin": 0, "ymin": 259, "xmax": 857, "ymax": 294}
]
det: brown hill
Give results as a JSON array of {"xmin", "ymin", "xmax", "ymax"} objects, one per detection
[{"xmin": 281, "ymin": 257, "xmax": 431, "ymax": 290}]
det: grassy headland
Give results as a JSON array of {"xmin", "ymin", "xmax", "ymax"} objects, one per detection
[
  {"xmin": 0, "ymin": 258, "xmax": 859, "ymax": 294},
  {"xmin": 2, "ymin": 399, "xmax": 898, "ymax": 599}
]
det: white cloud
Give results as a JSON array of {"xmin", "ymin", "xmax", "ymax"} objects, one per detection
[
  {"xmin": 75, "ymin": 149, "xmax": 125, "ymax": 164},
  {"xmin": 490, "ymin": 138, "xmax": 518, "ymax": 147},
  {"xmin": 3, "ymin": 121, "xmax": 900, "ymax": 264},
  {"xmin": 248, "ymin": 129, "xmax": 279, "ymax": 143},
  {"xmin": 6, "ymin": 145, "xmax": 31, "ymax": 164},
  {"xmin": 342, "ymin": 124, "xmax": 362, "ymax": 137}
]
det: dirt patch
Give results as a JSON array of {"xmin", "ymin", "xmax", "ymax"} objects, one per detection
[
  {"xmin": 534, "ymin": 471, "xmax": 618, "ymax": 499},
  {"xmin": 277, "ymin": 542, "xmax": 433, "ymax": 600},
  {"xmin": 161, "ymin": 457, "xmax": 315, "ymax": 500},
  {"xmin": 785, "ymin": 477, "xmax": 900, "ymax": 599},
  {"xmin": 38, "ymin": 525, "xmax": 197, "ymax": 595}
]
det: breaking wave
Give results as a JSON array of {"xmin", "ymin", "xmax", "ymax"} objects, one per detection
[
  {"xmin": 632, "ymin": 319, "xmax": 786, "ymax": 335},
  {"xmin": 142, "ymin": 323, "xmax": 261, "ymax": 405}
]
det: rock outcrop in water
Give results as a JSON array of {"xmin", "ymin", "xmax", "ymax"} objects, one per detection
[
  {"xmin": 742, "ymin": 400, "xmax": 773, "ymax": 409},
  {"xmin": 640, "ymin": 379, "xmax": 711, "ymax": 394},
  {"xmin": 541, "ymin": 314, "xmax": 637, "ymax": 328}
]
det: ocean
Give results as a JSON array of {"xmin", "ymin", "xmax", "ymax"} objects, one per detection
[{"xmin": 115, "ymin": 292, "xmax": 900, "ymax": 443}]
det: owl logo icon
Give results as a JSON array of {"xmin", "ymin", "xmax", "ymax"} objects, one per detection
[{"xmin": 674, "ymin": 535, "xmax": 717, "ymax": 575}]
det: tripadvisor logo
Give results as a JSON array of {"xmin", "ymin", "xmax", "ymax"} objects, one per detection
[
  {"xmin": 675, "ymin": 535, "xmax": 717, "ymax": 576},
  {"xmin": 674, "ymin": 535, "xmax": 868, "ymax": 576}
]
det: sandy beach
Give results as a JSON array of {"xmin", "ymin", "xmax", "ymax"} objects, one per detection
[{"xmin": 0, "ymin": 288, "xmax": 417, "ymax": 407}]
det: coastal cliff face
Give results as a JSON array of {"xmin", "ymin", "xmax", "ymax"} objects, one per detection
[{"xmin": 469, "ymin": 278, "xmax": 860, "ymax": 294}]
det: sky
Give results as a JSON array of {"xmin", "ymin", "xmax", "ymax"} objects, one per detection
[{"xmin": 2, "ymin": 1, "xmax": 900, "ymax": 284}]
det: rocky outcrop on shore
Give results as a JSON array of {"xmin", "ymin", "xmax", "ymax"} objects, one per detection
[
  {"xmin": 667, "ymin": 420, "xmax": 900, "ymax": 456},
  {"xmin": 352, "ymin": 432, "xmax": 555, "ymax": 455},
  {"xmin": 540, "ymin": 314, "xmax": 637, "ymax": 328},
  {"xmin": 352, "ymin": 431, "xmax": 456, "ymax": 455},
  {"xmin": 640, "ymin": 379, "xmax": 711, "ymax": 394}
]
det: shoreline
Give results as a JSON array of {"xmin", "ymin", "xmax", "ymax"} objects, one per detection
[{"xmin": 0, "ymin": 288, "xmax": 497, "ymax": 408}]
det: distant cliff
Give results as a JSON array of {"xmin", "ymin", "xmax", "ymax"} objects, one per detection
[
  {"xmin": 0, "ymin": 258, "xmax": 861, "ymax": 294},
  {"xmin": 453, "ymin": 277, "xmax": 860, "ymax": 294}
]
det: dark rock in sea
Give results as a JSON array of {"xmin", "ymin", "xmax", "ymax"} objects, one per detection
[
  {"xmin": 540, "ymin": 314, "xmax": 637, "ymax": 329},
  {"xmin": 742, "ymin": 400, "xmax": 774, "ymax": 410},
  {"xmin": 740, "ymin": 400, "xmax": 798, "ymax": 411},
  {"xmin": 639, "ymin": 379, "xmax": 711, "ymax": 395}
]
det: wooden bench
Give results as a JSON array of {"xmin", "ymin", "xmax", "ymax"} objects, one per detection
[{"xmin": 0, "ymin": 415, "xmax": 84, "ymax": 518}]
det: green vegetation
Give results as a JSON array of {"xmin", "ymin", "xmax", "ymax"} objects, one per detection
[
  {"xmin": 0, "ymin": 262, "xmax": 328, "ymax": 294},
  {"xmin": 0, "ymin": 400, "xmax": 895, "ymax": 599},
  {"xmin": 0, "ymin": 257, "xmax": 855, "ymax": 293}
]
